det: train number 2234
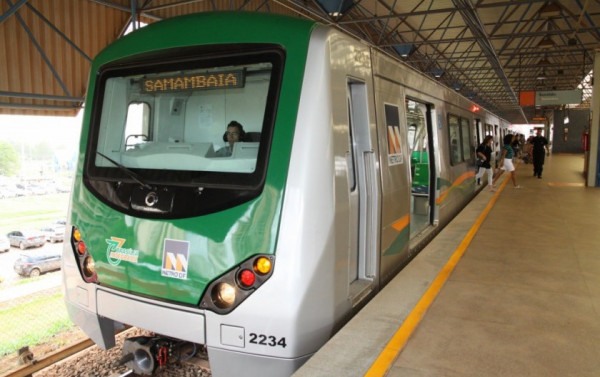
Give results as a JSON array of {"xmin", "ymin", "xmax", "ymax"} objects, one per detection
[{"xmin": 249, "ymin": 333, "xmax": 287, "ymax": 348}]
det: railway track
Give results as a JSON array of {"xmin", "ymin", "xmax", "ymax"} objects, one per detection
[{"xmin": 3, "ymin": 328, "xmax": 210, "ymax": 377}]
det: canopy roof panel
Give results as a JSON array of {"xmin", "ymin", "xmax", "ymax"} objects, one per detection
[{"xmin": 1, "ymin": 0, "xmax": 598, "ymax": 124}]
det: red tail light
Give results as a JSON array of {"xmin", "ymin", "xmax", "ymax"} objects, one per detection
[{"xmin": 238, "ymin": 269, "xmax": 256, "ymax": 288}]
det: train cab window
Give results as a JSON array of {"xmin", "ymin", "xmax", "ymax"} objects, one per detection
[{"xmin": 83, "ymin": 45, "xmax": 284, "ymax": 218}]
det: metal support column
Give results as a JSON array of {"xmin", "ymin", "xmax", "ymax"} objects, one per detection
[{"xmin": 587, "ymin": 49, "xmax": 600, "ymax": 187}]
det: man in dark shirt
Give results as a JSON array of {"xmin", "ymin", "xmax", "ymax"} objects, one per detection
[{"xmin": 529, "ymin": 128, "xmax": 549, "ymax": 178}]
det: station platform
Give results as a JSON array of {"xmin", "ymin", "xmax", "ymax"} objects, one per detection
[{"xmin": 294, "ymin": 154, "xmax": 600, "ymax": 377}]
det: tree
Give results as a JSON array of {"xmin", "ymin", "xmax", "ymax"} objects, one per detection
[{"xmin": 0, "ymin": 141, "xmax": 20, "ymax": 176}]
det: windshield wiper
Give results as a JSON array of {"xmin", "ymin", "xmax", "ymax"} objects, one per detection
[{"xmin": 96, "ymin": 151, "xmax": 153, "ymax": 190}]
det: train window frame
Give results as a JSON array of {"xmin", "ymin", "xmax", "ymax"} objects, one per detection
[
  {"xmin": 82, "ymin": 44, "xmax": 286, "ymax": 219},
  {"xmin": 447, "ymin": 113, "xmax": 474, "ymax": 166},
  {"xmin": 460, "ymin": 117, "xmax": 471, "ymax": 161},
  {"xmin": 448, "ymin": 114, "xmax": 461, "ymax": 165}
]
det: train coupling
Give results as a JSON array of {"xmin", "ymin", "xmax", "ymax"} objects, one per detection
[{"xmin": 120, "ymin": 335, "xmax": 199, "ymax": 375}]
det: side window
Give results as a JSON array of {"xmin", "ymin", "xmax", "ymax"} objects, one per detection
[
  {"xmin": 448, "ymin": 114, "xmax": 461, "ymax": 165},
  {"xmin": 460, "ymin": 117, "xmax": 471, "ymax": 161},
  {"xmin": 485, "ymin": 123, "xmax": 493, "ymax": 137},
  {"xmin": 407, "ymin": 123, "xmax": 417, "ymax": 151},
  {"xmin": 124, "ymin": 102, "xmax": 151, "ymax": 150}
]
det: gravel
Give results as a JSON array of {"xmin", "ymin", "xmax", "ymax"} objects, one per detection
[{"xmin": 33, "ymin": 328, "xmax": 211, "ymax": 377}]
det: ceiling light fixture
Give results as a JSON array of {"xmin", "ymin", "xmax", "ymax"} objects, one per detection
[
  {"xmin": 539, "ymin": 2, "xmax": 562, "ymax": 17},
  {"xmin": 537, "ymin": 70, "xmax": 547, "ymax": 80},
  {"xmin": 315, "ymin": 0, "xmax": 355, "ymax": 17},
  {"xmin": 393, "ymin": 44, "xmax": 414, "ymax": 58},
  {"xmin": 537, "ymin": 35, "xmax": 556, "ymax": 48},
  {"xmin": 538, "ymin": 57, "xmax": 551, "ymax": 66}
]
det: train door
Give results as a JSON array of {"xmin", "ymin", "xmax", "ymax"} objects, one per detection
[
  {"xmin": 406, "ymin": 99, "xmax": 434, "ymax": 237},
  {"xmin": 346, "ymin": 79, "xmax": 378, "ymax": 304}
]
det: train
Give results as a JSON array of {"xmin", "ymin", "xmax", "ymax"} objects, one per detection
[{"xmin": 62, "ymin": 11, "xmax": 509, "ymax": 377}]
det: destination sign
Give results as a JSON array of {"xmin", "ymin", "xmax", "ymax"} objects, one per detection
[{"xmin": 143, "ymin": 70, "xmax": 245, "ymax": 93}]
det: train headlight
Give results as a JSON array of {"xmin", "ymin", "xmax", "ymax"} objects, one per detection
[
  {"xmin": 82, "ymin": 256, "xmax": 96, "ymax": 278},
  {"xmin": 200, "ymin": 254, "xmax": 275, "ymax": 314},
  {"xmin": 212, "ymin": 283, "xmax": 236, "ymax": 309}
]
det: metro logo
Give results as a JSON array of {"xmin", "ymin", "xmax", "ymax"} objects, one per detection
[
  {"xmin": 164, "ymin": 252, "xmax": 188, "ymax": 272},
  {"xmin": 161, "ymin": 239, "xmax": 190, "ymax": 280}
]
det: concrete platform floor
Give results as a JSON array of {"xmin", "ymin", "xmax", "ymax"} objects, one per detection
[{"xmin": 295, "ymin": 154, "xmax": 600, "ymax": 377}]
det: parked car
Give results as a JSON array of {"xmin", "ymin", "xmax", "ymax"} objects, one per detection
[
  {"xmin": 13, "ymin": 252, "xmax": 62, "ymax": 277},
  {"xmin": 40, "ymin": 224, "xmax": 65, "ymax": 243},
  {"xmin": 0, "ymin": 234, "xmax": 9, "ymax": 253},
  {"xmin": 6, "ymin": 230, "xmax": 46, "ymax": 250},
  {"xmin": 0, "ymin": 185, "xmax": 17, "ymax": 198},
  {"xmin": 28, "ymin": 185, "xmax": 48, "ymax": 195}
]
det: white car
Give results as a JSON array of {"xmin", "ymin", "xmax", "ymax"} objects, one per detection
[
  {"xmin": 40, "ymin": 225, "xmax": 65, "ymax": 243},
  {"xmin": 0, "ymin": 234, "xmax": 10, "ymax": 253}
]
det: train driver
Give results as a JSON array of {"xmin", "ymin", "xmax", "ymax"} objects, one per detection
[{"xmin": 216, "ymin": 120, "xmax": 246, "ymax": 157}]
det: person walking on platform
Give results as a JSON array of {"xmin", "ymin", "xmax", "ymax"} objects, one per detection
[
  {"xmin": 499, "ymin": 134, "xmax": 522, "ymax": 189},
  {"xmin": 475, "ymin": 135, "xmax": 495, "ymax": 192},
  {"xmin": 529, "ymin": 128, "xmax": 549, "ymax": 178}
]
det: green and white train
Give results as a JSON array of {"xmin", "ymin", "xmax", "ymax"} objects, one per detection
[{"xmin": 62, "ymin": 12, "xmax": 508, "ymax": 377}]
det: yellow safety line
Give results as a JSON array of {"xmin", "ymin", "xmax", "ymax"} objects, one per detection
[
  {"xmin": 365, "ymin": 176, "xmax": 509, "ymax": 377},
  {"xmin": 547, "ymin": 182, "xmax": 585, "ymax": 187}
]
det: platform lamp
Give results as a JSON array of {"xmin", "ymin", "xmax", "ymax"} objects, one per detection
[
  {"xmin": 537, "ymin": 35, "xmax": 556, "ymax": 49},
  {"xmin": 315, "ymin": 0, "xmax": 355, "ymax": 17},
  {"xmin": 536, "ymin": 69, "xmax": 547, "ymax": 80},
  {"xmin": 537, "ymin": 19, "xmax": 556, "ymax": 49},
  {"xmin": 538, "ymin": 56, "xmax": 551, "ymax": 66},
  {"xmin": 393, "ymin": 44, "xmax": 414, "ymax": 58},
  {"xmin": 431, "ymin": 68, "xmax": 444, "ymax": 79}
]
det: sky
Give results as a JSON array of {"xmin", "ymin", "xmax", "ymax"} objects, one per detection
[{"xmin": 0, "ymin": 112, "xmax": 82, "ymax": 147}]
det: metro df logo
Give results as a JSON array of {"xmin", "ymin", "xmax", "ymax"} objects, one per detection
[{"xmin": 161, "ymin": 239, "xmax": 190, "ymax": 280}]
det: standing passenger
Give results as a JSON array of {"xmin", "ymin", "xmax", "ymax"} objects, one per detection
[
  {"xmin": 499, "ymin": 134, "xmax": 522, "ymax": 189},
  {"xmin": 475, "ymin": 135, "xmax": 495, "ymax": 192},
  {"xmin": 529, "ymin": 128, "xmax": 549, "ymax": 179}
]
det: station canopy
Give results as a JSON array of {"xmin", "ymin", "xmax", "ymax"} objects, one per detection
[{"xmin": 1, "ymin": 0, "xmax": 599, "ymax": 124}]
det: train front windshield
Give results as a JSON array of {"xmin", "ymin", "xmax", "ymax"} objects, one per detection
[{"xmin": 83, "ymin": 47, "xmax": 284, "ymax": 218}]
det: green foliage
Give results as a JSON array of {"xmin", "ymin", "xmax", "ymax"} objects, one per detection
[
  {"xmin": 0, "ymin": 292, "xmax": 75, "ymax": 356},
  {"xmin": 0, "ymin": 141, "xmax": 20, "ymax": 176},
  {"xmin": 0, "ymin": 193, "xmax": 68, "ymax": 235}
]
